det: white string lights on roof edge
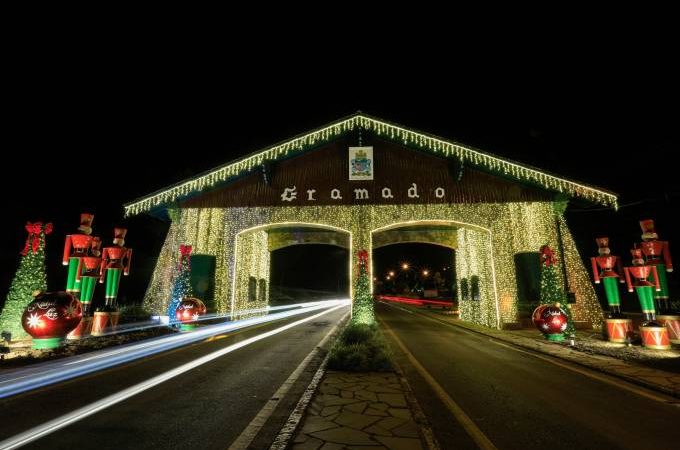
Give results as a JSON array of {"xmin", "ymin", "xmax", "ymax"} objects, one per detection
[{"xmin": 124, "ymin": 115, "xmax": 618, "ymax": 217}]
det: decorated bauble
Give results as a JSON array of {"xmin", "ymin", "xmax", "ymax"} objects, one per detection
[
  {"xmin": 532, "ymin": 304, "xmax": 568, "ymax": 339},
  {"xmin": 175, "ymin": 297, "xmax": 207, "ymax": 323},
  {"xmin": 22, "ymin": 291, "xmax": 83, "ymax": 349}
]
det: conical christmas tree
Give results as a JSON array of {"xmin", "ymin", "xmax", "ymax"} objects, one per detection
[
  {"xmin": 539, "ymin": 245, "xmax": 575, "ymax": 337},
  {"xmin": 0, "ymin": 222, "xmax": 52, "ymax": 341},
  {"xmin": 168, "ymin": 245, "xmax": 193, "ymax": 324},
  {"xmin": 352, "ymin": 250, "xmax": 375, "ymax": 324}
]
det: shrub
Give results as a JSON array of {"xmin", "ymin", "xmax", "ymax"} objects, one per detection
[{"xmin": 327, "ymin": 322, "xmax": 392, "ymax": 372}]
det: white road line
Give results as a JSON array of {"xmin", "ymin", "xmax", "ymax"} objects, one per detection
[
  {"xmin": 229, "ymin": 310, "xmax": 350, "ymax": 450},
  {"xmin": 0, "ymin": 303, "xmax": 349, "ymax": 450}
]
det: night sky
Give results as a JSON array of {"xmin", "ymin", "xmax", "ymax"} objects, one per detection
[{"xmin": 2, "ymin": 48, "xmax": 678, "ymax": 309}]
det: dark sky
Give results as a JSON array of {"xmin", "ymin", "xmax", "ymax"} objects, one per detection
[{"xmin": 2, "ymin": 39, "xmax": 678, "ymax": 306}]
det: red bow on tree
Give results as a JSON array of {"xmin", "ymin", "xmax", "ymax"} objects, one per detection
[
  {"xmin": 179, "ymin": 244, "xmax": 192, "ymax": 269},
  {"xmin": 356, "ymin": 249, "xmax": 369, "ymax": 275},
  {"xmin": 540, "ymin": 245, "xmax": 557, "ymax": 267},
  {"xmin": 21, "ymin": 222, "xmax": 53, "ymax": 255}
]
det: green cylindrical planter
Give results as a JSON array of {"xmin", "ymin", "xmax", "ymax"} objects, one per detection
[
  {"xmin": 545, "ymin": 333, "xmax": 565, "ymax": 342},
  {"xmin": 32, "ymin": 337, "xmax": 63, "ymax": 350},
  {"xmin": 180, "ymin": 324, "xmax": 197, "ymax": 332}
]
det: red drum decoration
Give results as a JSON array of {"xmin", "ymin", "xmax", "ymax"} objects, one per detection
[
  {"xmin": 639, "ymin": 325, "xmax": 671, "ymax": 350},
  {"xmin": 91, "ymin": 312, "xmax": 110, "ymax": 336},
  {"xmin": 176, "ymin": 297, "xmax": 207, "ymax": 331},
  {"xmin": 532, "ymin": 304, "xmax": 568, "ymax": 341},
  {"xmin": 22, "ymin": 292, "xmax": 82, "ymax": 349},
  {"xmin": 656, "ymin": 315, "xmax": 680, "ymax": 344},
  {"xmin": 67, "ymin": 316, "xmax": 93, "ymax": 340},
  {"xmin": 605, "ymin": 318, "xmax": 634, "ymax": 344}
]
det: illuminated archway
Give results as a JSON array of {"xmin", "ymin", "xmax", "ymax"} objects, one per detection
[
  {"xmin": 233, "ymin": 222, "xmax": 351, "ymax": 315},
  {"xmin": 371, "ymin": 220, "xmax": 501, "ymax": 328}
]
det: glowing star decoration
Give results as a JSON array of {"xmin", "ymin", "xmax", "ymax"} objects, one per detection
[
  {"xmin": 26, "ymin": 313, "xmax": 42, "ymax": 329},
  {"xmin": 21, "ymin": 292, "xmax": 82, "ymax": 349}
]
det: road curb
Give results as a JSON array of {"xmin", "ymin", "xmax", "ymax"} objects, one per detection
[
  {"xmin": 268, "ymin": 313, "xmax": 349, "ymax": 450},
  {"xmin": 391, "ymin": 359, "xmax": 441, "ymax": 450},
  {"xmin": 401, "ymin": 305, "xmax": 680, "ymax": 400}
]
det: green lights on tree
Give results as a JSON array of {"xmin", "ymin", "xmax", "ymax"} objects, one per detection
[
  {"xmin": 0, "ymin": 222, "xmax": 52, "ymax": 341},
  {"xmin": 539, "ymin": 245, "xmax": 575, "ymax": 337},
  {"xmin": 353, "ymin": 250, "xmax": 375, "ymax": 324}
]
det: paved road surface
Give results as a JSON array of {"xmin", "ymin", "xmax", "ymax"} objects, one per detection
[
  {"xmin": 0, "ymin": 304, "xmax": 349, "ymax": 450},
  {"xmin": 377, "ymin": 301, "xmax": 680, "ymax": 450}
]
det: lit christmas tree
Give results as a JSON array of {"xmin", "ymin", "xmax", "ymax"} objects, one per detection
[
  {"xmin": 0, "ymin": 222, "xmax": 52, "ymax": 341},
  {"xmin": 539, "ymin": 245, "xmax": 575, "ymax": 337},
  {"xmin": 353, "ymin": 250, "xmax": 375, "ymax": 324},
  {"xmin": 168, "ymin": 245, "xmax": 193, "ymax": 324}
]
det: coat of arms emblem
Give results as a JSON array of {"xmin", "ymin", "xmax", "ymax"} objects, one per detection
[{"xmin": 349, "ymin": 146, "xmax": 374, "ymax": 180}]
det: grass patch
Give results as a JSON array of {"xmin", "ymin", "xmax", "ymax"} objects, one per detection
[{"xmin": 327, "ymin": 322, "xmax": 393, "ymax": 372}]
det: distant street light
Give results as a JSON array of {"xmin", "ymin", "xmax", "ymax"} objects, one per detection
[
  {"xmin": 422, "ymin": 270, "xmax": 429, "ymax": 276},
  {"xmin": 389, "ymin": 271, "xmax": 395, "ymax": 277}
]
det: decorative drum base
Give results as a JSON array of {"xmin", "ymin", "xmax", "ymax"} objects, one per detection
[
  {"xmin": 109, "ymin": 312, "xmax": 121, "ymax": 330},
  {"xmin": 639, "ymin": 326, "xmax": 671, "ymax": 350},
  {"xmin": 91, "ymin": 312, "xmax": 110, "ymax": 336},
  {"xmin": 67, "ymin": 317, "xmax": 93, "ymax": 340},
  {"xmin": 656, "ymin": 315, "xmax": 680, "ymax": 344},
  {"xmin": 605, "ymin": 318, "xmax": 634, "ymax": 343}
]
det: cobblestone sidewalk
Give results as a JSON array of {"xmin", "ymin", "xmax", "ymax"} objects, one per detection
[{"xmin": 291, "ymin": 371, "xmax": 430, "ymax": 450}]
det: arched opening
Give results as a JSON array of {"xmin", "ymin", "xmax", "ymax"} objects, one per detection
[
  {"xmin": 270, "ymin": 244, "xmax": 350, "ymax": 305},
  {"xmin": 372, "ymin": 243, "xmax": 456, "ymax": 301},
  {"xmin": 371, "ymin": 221, "xmax": 500, "ymax": 327},
  {"xmin": 233, "ymin": 223, "xmax": 351, "ymax": 313}
]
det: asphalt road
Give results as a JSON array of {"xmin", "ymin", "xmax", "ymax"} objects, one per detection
[
  {"xmin": 0, "ymin": 304, "xmax": 349, "ymax": 450},
  {"xmin": 376, "ymin": 301, "xmax": 680, "ymax": 450}
]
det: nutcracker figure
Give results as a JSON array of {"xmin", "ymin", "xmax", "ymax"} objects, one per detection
[
  {"xmin": 77, "ymin": 237, "xmax": 102, "ymax": 314},
  {"xmin": 591, "ymin": 237, "xmax": 631, "ymax": 343},
  {"xmin": 63, "ymin": 213, "xmax": 95, "ymax": 299},
  {"xmin": 67, "ymin": 238, "xmax": 102, "ymax": 339},
  {"xmin": 591, "ymin": 237, "xmax": 626, "ymax": 316},
  {"xmin": 624, "ymin": 247, "xmax": 670, "ymax": 350},
  {"xmin": 92, "ymin": 228, "xmax": 132, "ymax": 335},
  {"xmin": 639, "ymin": 219, "xmax": 673, "ymax": 313}
]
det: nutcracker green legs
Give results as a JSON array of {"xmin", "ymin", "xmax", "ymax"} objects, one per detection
[
  {"xmin": 66, "ymin": 257, "xmax": 82, "ymax": 298},
  {"xmin": 602, "ymin": 277, "xmax": 622, "ymax": 315},
  {"xmin": 105, "ymin": 267, "xmax": 122, "ymax": 307},
  {"xmin": 635, "ymin": 285, "xmax": 657, "ymax": 324}
]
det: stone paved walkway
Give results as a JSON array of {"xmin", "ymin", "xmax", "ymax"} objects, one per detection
[
  {"xmin": 291, "ymin": 371, "xmax": 426, "ymax": 450},
  {"xmin": 412, "ymin": 306, "xmax": 680, "ymax": 398}
]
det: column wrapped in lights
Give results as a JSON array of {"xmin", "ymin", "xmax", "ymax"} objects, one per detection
[{"xmin": 141, "ymin": 202, "xmax": 604, "ymax": 330}]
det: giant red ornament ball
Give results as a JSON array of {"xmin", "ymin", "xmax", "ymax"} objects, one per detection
[
  {"xmin": 175, "ymin": 297, "xmax": 207, "ymax": 323},
  {"xmin": 22, "ymin": 291, "xmax": 83, "ymax": 340},
  {"xmin": 532, "ymin": 304, "xmax": 568, "ymax": 335}
]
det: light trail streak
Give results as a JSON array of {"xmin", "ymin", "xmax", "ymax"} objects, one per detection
[
  {"xmin": 376, "ymin": 295, "xmax": 453, "ymax": 307},
  {"xmin": 0, "ymin": 301, "xmax": 348, "ymax": 450},
  {"xmin": 0, "ymin": 300, "xmax": 349, "ymax": 399}
]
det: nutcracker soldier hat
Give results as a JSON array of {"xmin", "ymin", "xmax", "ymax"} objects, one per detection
[
  {"xmin": 640, "ymin": 219, "xmax": 658, "ymax": 241},
  {"xmin": 595, "ymin": 237, "xmax": 611, "ymax": 255},
  {"xmin": 78, "ymin": 213, "xmax": 94, "ymax": 235},
  {"xmin": 113, "ymin": 228, "xmax": 127, "ymax": 246}
]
